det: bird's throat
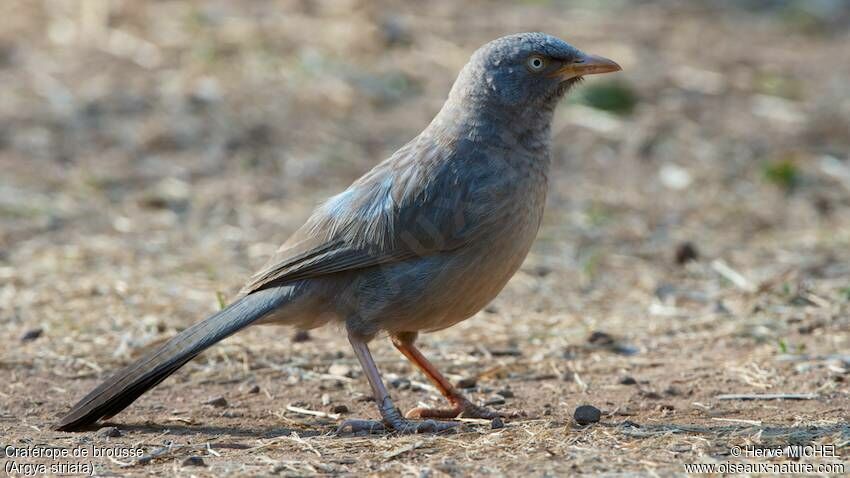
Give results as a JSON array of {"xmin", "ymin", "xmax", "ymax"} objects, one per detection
[{"xmin": 428, "ymin": 97, "xmax": 556, "ymax": 156}]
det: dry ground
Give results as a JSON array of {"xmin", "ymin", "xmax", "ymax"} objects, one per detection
[{"xmin": 1, "ymin": 1, "xmax": 850, "ymax": 476}]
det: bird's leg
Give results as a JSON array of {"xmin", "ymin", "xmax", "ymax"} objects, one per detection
[
  {"xmin": 392, "ymin": 332, "xmax": 518, "ymax": 420},
  {"xmin": 336, "ymin": 331, "xmax": 459, "ymax": 435}
]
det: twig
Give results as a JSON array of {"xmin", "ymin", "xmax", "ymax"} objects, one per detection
[
  {"xmin": 775, "ymin": 354, "xmax": 850, "ymax": 363},
  {"xmin": 286, "ymin": 404, "xmax": 340, "ymax": 420},
  {"xmin": 286, "ymin": 432, "xmax": 322, "ymax": 458},
  {"xmin": 711, "ymin": 417, "xmax": 763, "ymax": 426},
  {"xmin": 715, "ymin": 393, "xmax": 818, "ymax": 401},
  {"xmin": 711, "ymin": 259, "xmax": 755, "ymax": 292},
  {"xmin": 206, "ymin": 442, "xmax": 221, "ymax": 457},
  {"xmin": 131, "ymin": 442, "xmax": 177, "ymax": 467},
  {"xmin": 383, "ymin": 440, "xmax": 424, "ymax": 460}
]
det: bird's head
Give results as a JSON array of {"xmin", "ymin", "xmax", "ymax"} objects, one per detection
[{"xmin": 450, "ymin": 32, "xmax": 621, "ymax": 113}]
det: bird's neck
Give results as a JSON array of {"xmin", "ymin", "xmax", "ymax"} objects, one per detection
[{"xmin": 426, "ymin": 97, "xmax": 556, "ymax": 159}]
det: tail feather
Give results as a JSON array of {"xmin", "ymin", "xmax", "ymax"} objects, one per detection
[{"xmin": 55, "ymin": 288, "xmax": 287, "ymax": 431}]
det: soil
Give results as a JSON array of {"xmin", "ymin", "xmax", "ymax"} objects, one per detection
[{"xmin": 1, "ymin": 1, "xmax": 849, "ymax": 476}]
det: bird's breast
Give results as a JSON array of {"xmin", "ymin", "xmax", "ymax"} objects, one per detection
[{"xmin": 417, "ymin": 155, "xmax": 549, "ymax": 331}]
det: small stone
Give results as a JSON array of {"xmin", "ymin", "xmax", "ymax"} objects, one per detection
[
  {"xmin": 20, "ymin": 328, "xmax": 42, "ymax": 342},
  {"xmin": 489, "ymin": 348, "xmax": 522, "ymax": 357},
  {"xmin": 246, "ymin": 384, "xmax": 260, "ymax": 394},
  {"xmin": 619, "ymin": 376, "xmax": 638, "ymax": 385},
  {"xmin": 496, "ymin": 388, "xmax": 514, "ymax": 398},
  {"xmin": 613, "ymin": 344, "xmax": 639, "ymax": 356},
  {"xmin": 292, "ymin": 330, "xmax": 311, "ymax": 343},
  {"xmin": 182, "ymin": 456, "xmax": 206, "ymax": 467},
  {"xmin": 641, "ymin": 391, "xmax": 662, "ymax": 400},
  {"xmin": 587, "ymin": 331, "xmax": 615, "ymax": 346},
  {"xmin": 321, "ymin": 394, "xmax": 331, "ymax": 406},
  {"xmin": 379, "ymin": 15, "xmax": 412, "ymax": 47},
  {"xmin": 664, "ymin": 386, "xmax": 681, "ymax": 396},
  {"xmin": 456, "ymin": 377, "xmax": 477, "ymax": 389},
  {"xmin": 331, "ymin": 404, "xmax": 349, "ymax": 414},
  {"xmin": 674, "ymin": 241, "xmax": 699, "ymax": 265},
  {"xmin": 96, "ymin": 426, "xmax": 121, "ymax": 438},
  {"xmin": 484, "ymin": 395, "xmax": 505, "ymax": 406},
  {"xmin": 490, "ymin": 417, "xmax": 505, "ymax": 429},
  {"xmin": 390, "ymin": 377, "xmax": 411, "ymax": 390},
  {"xmin": 328, "ymin": 362, "xmax": 354, "ymax": 378},
  {"xmin": 713, "ymin": 300, "xmax": 731, "ymax": 315},
  {"xmin": 654, "ymin": 283, "xmax": 677, "ymax": 301},
  {"xmin": 203, "ymin": 396, "xmax": 228, "ymax": 408},
  {"xmin": 573, "ymin": 405, "xmax": 602, "ymax": 425},
  {"xmin": 410, "ymin": 381, "xmax": 433, "ymax": 393},
  {"xmin": 813, "ymin": 196, "xmax": 832, "ymax": 217}
]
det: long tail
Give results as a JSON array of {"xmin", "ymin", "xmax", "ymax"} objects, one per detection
[{"xmin": 55, "ymin": 287, "xmax": 288, "ymax": 431}]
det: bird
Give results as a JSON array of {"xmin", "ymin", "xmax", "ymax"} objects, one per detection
[{"xmin": 55, "ymin": 32, "xmax": 621, "ymax": 434}]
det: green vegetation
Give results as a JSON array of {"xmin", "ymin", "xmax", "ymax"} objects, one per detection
[
  {"xmin": 575, "ymin": 80, "xmax": 638, "ymax": 115},
  {"xmin": 762, "ymin": 158, "xmax": 800, "ymax": 191}
]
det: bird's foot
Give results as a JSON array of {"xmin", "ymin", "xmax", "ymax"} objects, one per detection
[
  {"xmin": 336, "ymin": 398, "xmax": 458, "ymax": 435},
  {"xmin": 405, "ymin": 397, "xmax": 525, "ymax": 420}
]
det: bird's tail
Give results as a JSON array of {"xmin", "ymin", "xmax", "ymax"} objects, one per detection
[{"xmin": 55, "ymin": 287, "xmax": 288, "ymax": 431}]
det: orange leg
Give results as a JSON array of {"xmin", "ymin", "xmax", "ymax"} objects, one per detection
[
  {"xmin": 336, "ymin": 331, "xmax": 459, "ymax": 434},
  {"xmin": 392, "ymin": 332, "xmax": 508, "ymax": 420}
]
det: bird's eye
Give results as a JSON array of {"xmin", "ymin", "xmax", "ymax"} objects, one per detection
[{"xmin": 527, "ymin": 55, "xmax": 547, "ymax": 72}]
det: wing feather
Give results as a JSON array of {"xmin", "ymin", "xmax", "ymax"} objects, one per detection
[{"xmin": 241, "ymin": 136, "xmax": 509, "ymax": 294}]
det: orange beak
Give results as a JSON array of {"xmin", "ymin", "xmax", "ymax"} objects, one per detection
[{"xmin": 550, "ymin": 52, "xmax": 621, "ymax": 80}]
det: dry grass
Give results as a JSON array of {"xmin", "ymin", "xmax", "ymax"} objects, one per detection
[{"xmin": 1, "ymin": 0, "xmax": 849, "ymax": 475}]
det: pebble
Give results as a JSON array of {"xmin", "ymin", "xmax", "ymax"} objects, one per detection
[
  {"xmin": 182, "ymin": 456, "xmax": 206, "ymax": 467},
  {"xmin": 619, "ymin": 376, "xmax": 638, "ymax": 385},
  {"xmin": 331, "ymin": 404, "xmax": 349, "ymax": 414},
  {"xmin": 20, "ymin": 328, "xmax": 42, "ymax": 342},
  {"xmin": 390, "ymin": 377, "xmax": 411, "ymax": 390},
  {"xmin": 456, "ymin": 377, "xmax": 477, "ymax": 389},
  {"xmin": 96, "ymin": 427, "xmax": 121, "ymax": 438},
  {"xmin": 664, "ymin": 386, "xmax": 681, "ymax": 396},
  {"xmin": 292, "ymin": 330, "xmax": 311, "ymax": 342},
  {"xmin": 574, "ymin": 405, "xmax": 602, "ymax": 425},
  {"xmin": 489, "ymin": 348, "xmax": 522, "ymax": 357},
  {"xmin": 328, "ymin": 362, "xmax": 354, "ymax": 378},
  {"xmin": 484, "ymin": 395, "xmax": 505, "ymax": 406},
  {"xmin": 490, "ymin": 417, "xmax": 505, "ymax": 429},
  {"xmin": 204, "ymin": 396, "xmax": 228, "ymax": 408},
  {"xmin": 496, "ymin": 388, "xmax": 514, "ymax": 398},
  {"xmin": 674, "ymin": 241, "xmax": 699, "ymax": 265},
  {"xmin": 587, "ymin": 331, "xmax": 615, "ymax": 346}
]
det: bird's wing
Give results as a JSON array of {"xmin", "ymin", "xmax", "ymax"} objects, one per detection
[{"xmin": 241, "ymin": 136, "xmax": 511, "ymax": 294}]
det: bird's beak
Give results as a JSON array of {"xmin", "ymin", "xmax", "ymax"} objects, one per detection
[{"xmin": 550, "ymin": 52, "xmax": 621, "ymax": 80}]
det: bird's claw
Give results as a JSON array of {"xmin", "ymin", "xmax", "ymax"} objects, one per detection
[
  {"xmin": 336, "ymin": 419, "xmax": 386, "ymax": 435},
  {"xmin": 405, "ymin": 398, "xmax": 526, "ymax": 420}
]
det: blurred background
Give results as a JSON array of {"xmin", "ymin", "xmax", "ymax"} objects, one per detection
[{"xmin": 1, "ymin": 1, "xmax": 849, "ymax": 473}]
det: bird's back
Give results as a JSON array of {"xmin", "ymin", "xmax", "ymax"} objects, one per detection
[{"xmin": 322, "ymin": 131, "xmax": 550, "ymax": 335}]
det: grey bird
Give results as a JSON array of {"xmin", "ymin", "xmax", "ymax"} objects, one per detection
[{"xmin": 56, "ymin": 32, "xmax": 620, "ymax": 433}]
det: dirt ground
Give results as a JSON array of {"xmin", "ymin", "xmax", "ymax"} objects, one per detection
[{"xmin": 2, "ymin": 1, "xmax": 850, "ymax": 476}]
